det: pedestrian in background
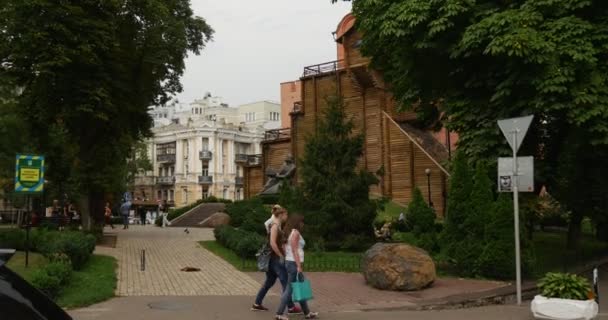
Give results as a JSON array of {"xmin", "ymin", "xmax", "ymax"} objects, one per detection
[
  {"xmin": 105, "ymin": 202, "xmax": 114, "ymax": 229},
  {"xmin": 120, "ymin": 200, "xmax": 131, "ymax": 230}
]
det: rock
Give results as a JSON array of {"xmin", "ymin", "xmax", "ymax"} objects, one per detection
[
  {"xmin": 199, "ymin": 212, "xmax": 230, "ymax": 228},
  {"xmin": 362, "ymin": 243, "xmax": 436, "ymax": 291}
]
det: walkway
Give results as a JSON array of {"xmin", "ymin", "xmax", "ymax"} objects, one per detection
[{"xmin": 96, "ymin": 226, "xmax": 260, "ymax": 296}]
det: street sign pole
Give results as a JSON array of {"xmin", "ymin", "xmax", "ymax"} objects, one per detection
[{"xmin": 511, "ymin": 130, "xmax": 522, "ymax": 305}]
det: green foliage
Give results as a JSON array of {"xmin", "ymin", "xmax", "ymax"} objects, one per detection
[
  {"xmin": 225, "ymin": 198, "xmax": 270, "ymax": 235},
  {"xmin": 0, "ymin": 0, "xmax": 214, "ymax": 223},
  {"xmin": 213, "ymin": 225, "xmax": 265, "ymax": 259},
  {"xmin": 31, "ymin": 269, "xmax": 63, "ymax": 299},
  {"xmin": 339, "ymin": 0, "xmax": 608, "ymax": 248},
  {"xmin": 467, "ymin": 163, "xmax": 494, "ymax": 235},
  {"xmin": 43, "ymin": 260, "xmax": 73, "ymax": 286},
  {"xmin": 0, "ymin": 228, "xmax": 26, "ymax": 250},
  {"xmin": 284, "ymin": 96, "xmax": 379, "ymax": 249},
  {"xmin": 538, "ymin": 272, "xmax": 592, "ymax": 300},
  {"xmin": 442, "ymin": 152, "xmax": 473, "ymax": 248},
  {"xmin": 407, "ymin": 188, "xmax": 436, "ymax": 235}
]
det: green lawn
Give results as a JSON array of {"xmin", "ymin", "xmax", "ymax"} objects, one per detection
[
  {"xmin": 6, "ymin": 251, "xmax": 49, "ymax": 282},
  {"xmin": 6, "ymin": 252, "xmax": 116, "ymax": 309},
  {"xmin": 57, "ymin": 255, "xmax": 117, "ymax": 309},
  {"xmin": 532, "ymin": 231, "xmax": 608, "ymax": 276},
  {"xmin": 200, "ymin": 241, "xmax": 362, "ymax": 273},
  {"xmin": 377, "ymin": 201, "xmax": 407, "ymax": 222}
]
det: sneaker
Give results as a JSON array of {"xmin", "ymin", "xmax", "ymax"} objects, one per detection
[
  {"xmin": 251, "ymin": 304, "xmax": 269, "ymax": 312},
  {"xmin": 288, "ymin": 306, "xmax": 302, "ymax": 314},
  {"xmin": 275, "ymin": 315, "xmax": 289, "ymax": 320},
  {"xmin": 305, "ymin": 312, "xmax": 319, "ymax": 319}
]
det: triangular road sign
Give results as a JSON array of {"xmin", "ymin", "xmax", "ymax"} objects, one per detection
[{"xmin": 498, "ymin": 115, "xmax": 534, "ymax": 152}]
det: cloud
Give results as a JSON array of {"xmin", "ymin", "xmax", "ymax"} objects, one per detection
[{"xmin": 177, "ymin": 0, "xmax": 352, "ymax": 106}]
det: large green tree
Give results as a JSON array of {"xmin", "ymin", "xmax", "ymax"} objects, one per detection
[
  {"xmin": 287, "ymin": 96, "xmax": 379, "ymax": 250},
  {"xmin": 1, "ymin": 0, "xmax": 213, "ymax": 227},
  {"xmin": 334, "ymin": 0, "xmax": 608, "ymax": 247}
]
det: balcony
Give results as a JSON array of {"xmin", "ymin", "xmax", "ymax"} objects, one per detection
[
  {"xmin": 157, "ymin": 153, "xmax": 176, "ymax": 163},
  {"xmin": 235, "ymin": 177, "xmax": 244, "ymax": 186},
  {"xmin": 156, "ymin": 176, "xmax": 175, "ymax": 185},
  {"xmin": 263, "ymin": 128, "xmax": 291, "ymax": 143},
  {"xmin": 134, "ymin": 176, "xmax": 155, "ymax": 186},
  {"xmin": 247, "ymin": 155, "xmax": 262, "ymax": 166},
  {"xmin": 235, "ymin": 154, "xmax": 248, "ymax": 164},
  {"xmin": 303, "ymin": 60, "xmax": 345, "ymax": 77},
  {"xmin": 199, "ymin": 150, "xmax": 212, "ymax": 161},
  {"xmin": 198, "ymin": 175, "xmax": 213, "ymax": 185}
]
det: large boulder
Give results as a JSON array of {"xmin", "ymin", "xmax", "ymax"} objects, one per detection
[
  {"xmin": 362, "ymin": 243, "xmax": 436, "ymax": 291},
  {"xmin": 199, "ymin": 212, "xmax": 230, "ymax": 228}
]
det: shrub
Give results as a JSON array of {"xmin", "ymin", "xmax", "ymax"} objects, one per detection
[
  {"xmin": 214, "ymin": 225, "xmax": 265, "ymax": 258},
  {"xmin": 0, "ymin": 228, "xmax": 25, "ymax": 250},
  {"xmin": 39, "ymin": 231, "xmax": 96, "ymax": 270},
  {"xmin": 407, "ymin": 188, "xmax": 436, "ymax": 235},
  {"xmin": 226, "ymin": 198, "xmax": 270, "ymax": 236},
  {"xmin": 538, "ymin": 272, "xmax": 592, "ymax": 300},
  {"xmin": 43, "ymin": 260, "xmax": 72, "ymax": 285},
  {"xmin": 442, "ymin": 151, "xmax": 473, "ymax": 246},
  {"xmin": 31, "ymin": 270, "xmax": 62, "ymax": 299},
  {"xmin": 339, "ymin": 234, "xmax": 373, "ymax": 252}
]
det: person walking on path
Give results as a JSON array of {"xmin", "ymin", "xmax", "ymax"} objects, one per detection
[
  {"xmin": 276, "ymin": 215, "xmax": 318, "ymax": 320},
  {"xmin": 104, "ymin": 202, "xmax": 114, "ymax": 229},
  {"xmin": 120, "ymin": 200, "xmax": 131, "ymax": 230},
  {"xmin": 252, "ymin": 205, "xmax": 301, "ymax": 314}
]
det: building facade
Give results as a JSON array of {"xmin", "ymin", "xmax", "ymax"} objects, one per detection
[
  {"xmin": 245, "ymin": 13, "xmax": 457, "ymax": 217},
  {"xmin": 135, "ymin": 98, "xmax": 280, "ymax": 207}
]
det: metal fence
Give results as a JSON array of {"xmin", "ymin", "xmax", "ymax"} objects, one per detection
[{"xmin": 240, "ymin": 254, "xmax": 363, "ymax": 273}]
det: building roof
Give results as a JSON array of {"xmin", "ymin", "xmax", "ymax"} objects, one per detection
[
  {"xmin": 399, "ymin": 122, "xmax": 450, "ymax": 167},
  {"xmin": 335, "ymin": 13, "xmax": 356, "ymax": 43}
]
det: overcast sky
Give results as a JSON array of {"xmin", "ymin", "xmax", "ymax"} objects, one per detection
[{"xmin": 176, "ymin": 0, "xmax": 352, "ymax": 106}]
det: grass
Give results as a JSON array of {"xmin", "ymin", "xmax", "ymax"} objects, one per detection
[
  {"xmin": 532, "ymin": 231, "xmax": 608, "ymax": 276},
  {"xmin": 6, "ymin": 251, "xmax": 49, "ymax": 282},
  {"xmin": 200, "ymin": 241, "xmax": 362, "ymax": 273},
  {"xmin": 377, "ymin": 201, "xmax": 407, "ymax": 222},
  {"xmin": 57, "ymin": 255, "xmax": 117, "ymax": 309},
  {"xmin": 6, "ymin": 252, "xmax": 116, "ymax": 309}
]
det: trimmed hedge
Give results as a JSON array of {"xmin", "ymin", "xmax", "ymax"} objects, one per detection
[
  {"xmin": 214, "ymin": 225, "xmax": 265, "ymax": 259},
  {"xmin": 31, "ymin": 260, "xmax": 72, "ymax": 299},
  {"xmin": 225, "ymin": 198, "xmax": 270, "ymax": 236},
  {"xmin": 0, "ymin": 228, "xmax": 96, "ymax": 270}
]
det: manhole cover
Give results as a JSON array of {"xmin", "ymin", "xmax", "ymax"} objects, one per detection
[{"xmin": 148, "ymin": 301, "xmax": 192, "ymax": 311}]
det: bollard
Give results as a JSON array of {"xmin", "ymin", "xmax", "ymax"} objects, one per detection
[{"xmin": 141, "ymin": 249, "xmax": 146, "ymax": 271}]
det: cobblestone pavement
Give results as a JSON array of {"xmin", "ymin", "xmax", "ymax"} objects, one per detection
[
  {"xmin": 247, "ymin": 272, "xmax": 507, "ymax": 312},
  {"xmin": 96, "ymin": 225, "xmax": 260, "ymax": 296}
]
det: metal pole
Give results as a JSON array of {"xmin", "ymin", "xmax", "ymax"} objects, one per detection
[
  {"xmin": 594, "ymin": 267, "xmax": 599, "ymax": 306},
  {"xmin": 427, "ymin": 174, "xmax": 433, "ymax": 207},
  {"xmin": 512, "ymin": 130, "xmax": 522, "ymax": 305}
]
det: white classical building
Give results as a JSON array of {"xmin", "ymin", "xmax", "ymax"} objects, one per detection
[{"xmin": 135, "ymin": 95, "xmax": 280, "ymax": 206}]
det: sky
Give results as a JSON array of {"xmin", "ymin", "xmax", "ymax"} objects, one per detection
[{"xmin": 176, "ymin": 0, "xmax": 352, "ymax": 106}]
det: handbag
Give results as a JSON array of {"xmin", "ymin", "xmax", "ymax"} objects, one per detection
[
  {"xmin": 291, "ymin": 273, "xmax": 313, "ymax": 302},
  {"xmin": 255, "ymin": 242, "xmax": 272, "ymax": 272}
]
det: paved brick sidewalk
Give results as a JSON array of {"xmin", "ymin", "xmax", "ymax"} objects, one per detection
[
  {"xmin": 96, "ymin": 226, "xmax": 260, "ymax": 296},
  {"xmin": 248, "ymin": 272, "xmax": 507, "ymax": 312}
]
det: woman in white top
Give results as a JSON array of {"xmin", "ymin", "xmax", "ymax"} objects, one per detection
[{"xmin": 275, "ymin": 215, "xmax": 318, "ymax": 320}]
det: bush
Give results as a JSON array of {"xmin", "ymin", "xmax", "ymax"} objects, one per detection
[
  {"xmin": 338, "ymin": 234, "xmax": 373, "ymax": 252},
  {"xmin": 37, "ymin": 231, "xmax": 96, "ymax": 270},
  {"xmin": 226, "ymin": 198, "xmax": 270, "ymax": 236},
  {"xmin": 407, "ymin": 188, "xmax": 436, "ymax": 235},
  {"xmin": 214, "ymin": 225, "xmax": 265, "ymax": 258},
  {"xmin": 538, "ymin": 272, "xmax": 592, "ymax": 300},
  {"xmin": 0, "ymin": 228, "xmax": 25, "ymax": 250},
  {"xmin": 31, "ymin": 258, "xmax": 74, "ymax": 299},
  {"xmin": 32, "ymin": 270, "xmax": 62, "ymax": 299}
]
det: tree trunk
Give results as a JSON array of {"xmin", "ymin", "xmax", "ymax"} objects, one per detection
[
  {"xmin": 78, "ymin": 196, "xmax": 91, "ymax": 231},
  {"xmin": 567, "ymin": 213, "xmax": 583, "ymax": 250}
]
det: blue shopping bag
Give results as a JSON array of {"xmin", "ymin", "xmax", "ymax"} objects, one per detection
[{"xmin": 291, "ymin": 273, "xmax": 313, "ymax": 302}]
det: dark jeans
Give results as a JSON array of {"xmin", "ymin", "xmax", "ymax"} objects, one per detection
[
  {"xmin": 277, "ymin": 261, "xmax": 310, "ymax": 316},
  {"xmin": 122, "ymin": 215, "xmax": 129, "ymax": 228},
  {"xmin": 254, "ymin": 257, "xmax": 294, "ymax": 309}
]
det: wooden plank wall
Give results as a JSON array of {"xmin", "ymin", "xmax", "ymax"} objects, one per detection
[
  {"xmin": 264, "ymin": 140, "xmax": 291, "ymax": 174},
  {"xmin": 244, "ymin": 166, "xmax": 264, "ymax": 199},
  {"xmin": 344, "ymin": 32, "xmax": 370, "ymax": 66},
  {"xmin": 383, "ymin": 116, "xmax": 446, "ymax": 217}
]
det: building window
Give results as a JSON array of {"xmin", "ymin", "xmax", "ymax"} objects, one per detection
[
  {"xmin": 222, "ymin": 188, "xmax": 228, "ymax": 199},
  {"xmin": 169, "ymin": 190, "xmax": 174, "ymax": 201},
  {"xmin": 202, "ymin": 164, "xmax": 209, "ymax": 176},
  {"xmin": 202, "ymin": 187, "xmax": 209, "ymax": 199},
  {"xmin": 157, "ymin": 190, "xmax": 162, "ymax": 200},
  {"xmin": 157, "ymin": 142, "xmax": 176, "ymax": 155},
  {"xmin": 202, "ymin": 137, "xmax": 209, "ymax": 151},
  {"xmin": 182, "ymin": 188, "xmax": 188, "ymax": 205}
]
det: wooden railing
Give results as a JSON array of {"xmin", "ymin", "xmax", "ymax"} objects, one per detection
[{"xmin": 303, "ymin": 60, "xmax": 345, "ymax": 77}]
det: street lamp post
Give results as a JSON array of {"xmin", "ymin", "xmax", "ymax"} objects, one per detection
[{"xmin": 425, "ymin": 168, "xmax": 433, "ymax": 208}]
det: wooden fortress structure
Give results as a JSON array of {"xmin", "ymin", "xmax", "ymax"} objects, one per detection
[{"xmin": 244, "ymin": 14, "xmax": 454, "ymax": 216}]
